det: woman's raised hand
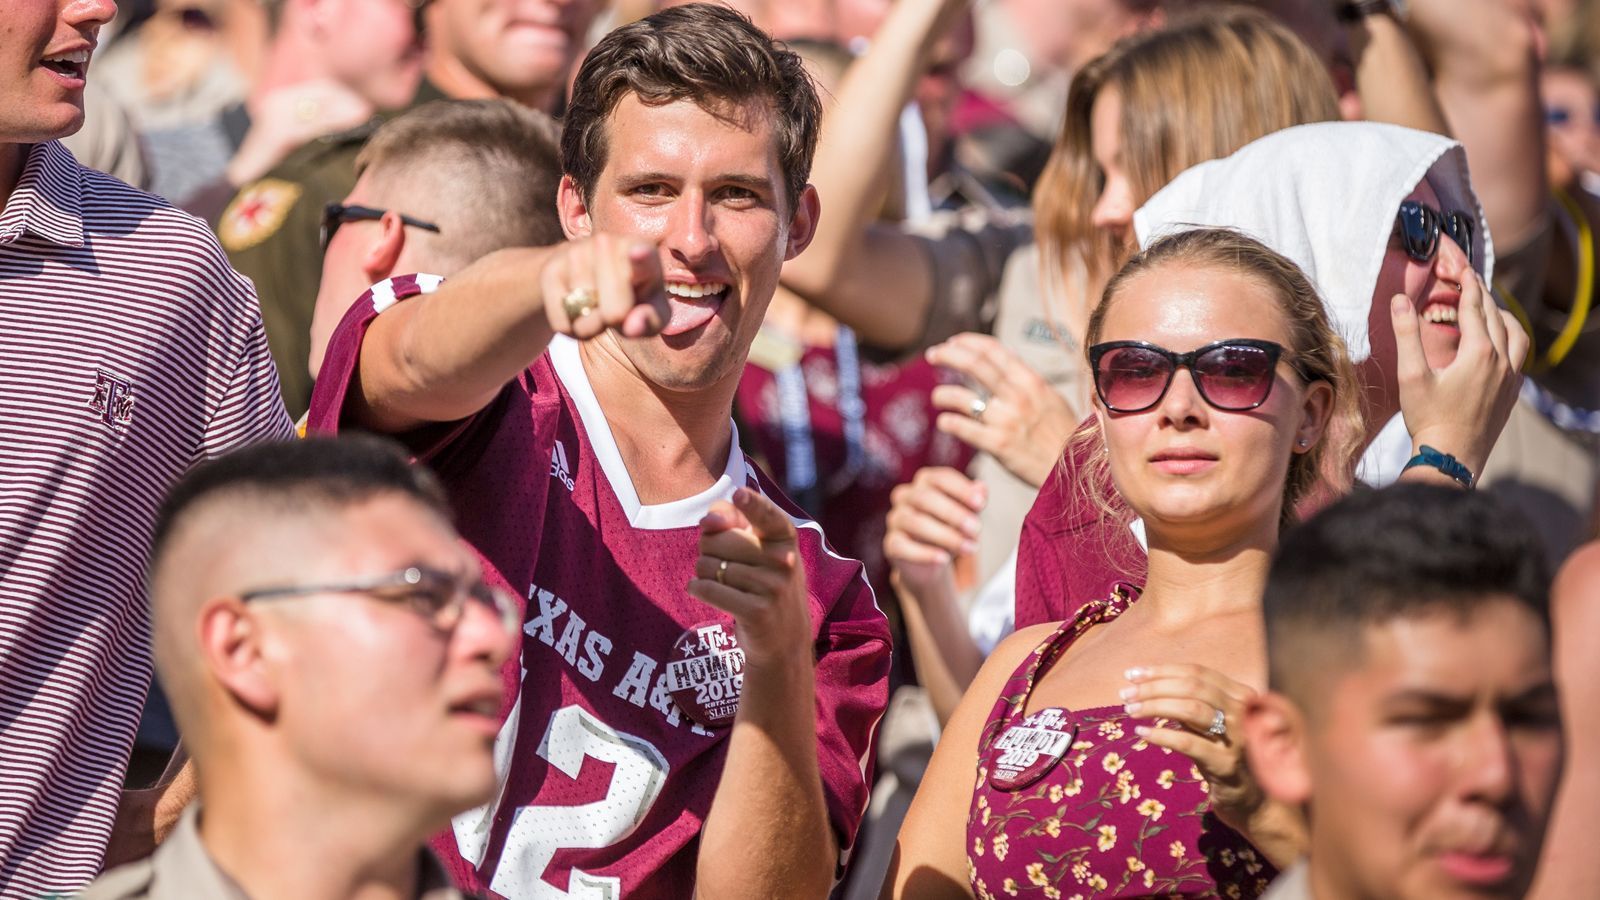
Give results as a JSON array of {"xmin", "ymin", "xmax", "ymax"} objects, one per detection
[
  {"xmin": 1391, "ymin": 272, "xmax": 1529, "ymax": 476},
  {"xmin": 926, "ymin": 332, "xmax": 1079, "ymax": 488}
]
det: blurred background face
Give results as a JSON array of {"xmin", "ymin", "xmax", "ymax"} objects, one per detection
[
  {"xmin": 1300, "ymin": 602, "xmax": 1562, "ymax": 900},
  {"xmin": 323, "ymin": 0, "xmax": 423, "ymax": 110},
  {"xmin": 1095, "ymin": 264, "xmax": 1315, "ymax": 542},
  {"xmin": 268, "ymin": 495, "xmax": 514, "ymax": 818},
  {"xmin": 1, "ymin": 0, "xmax": 116, "ymax": 143},
  {"xmin": 1088, "ymin": 85, "xmax": 1134, "ymax": 245},
  {"xmin": 428, "ymin": 0, "xmax": 599, "ymax": 100},
  {"xmin": 1543, "ymin": 65, "xmax": 1600, "ymax": 189}
]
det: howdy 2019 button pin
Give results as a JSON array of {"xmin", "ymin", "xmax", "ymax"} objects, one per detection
[
  {"xmin": 986, "ymin": 707, "xmax": 1077, "ymax": 791},
  {"xmin": 664, "ymin": 621, "xmax": 746, "ymax": 728}
]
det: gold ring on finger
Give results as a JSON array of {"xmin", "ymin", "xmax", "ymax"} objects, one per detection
[
  {"xmin": 715, "ymin": 559, "xmax": 729, "ymax": 586},
  {"xmin": 562, "ymin": 287, "xmax": 597, "ymax": 320}
]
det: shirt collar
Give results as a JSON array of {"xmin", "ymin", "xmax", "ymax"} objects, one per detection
[
  {"xmin": 0, "ymin": 141, "xmax": 85, "ymax": 248},
  {"xmin": 151, "ymin": 805, "xmax": 464, "ymax": 899}
]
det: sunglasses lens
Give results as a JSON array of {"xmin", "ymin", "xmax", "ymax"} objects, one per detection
[
  {"xmin": 1396, "ymin": 201, "xmax": 1438, "ymax": 262},
  {"xmin": 1443, "ymin": 212, "xmax": 1474, "ymax": 265},
  {"xmin": 1193, "ymin": 344, "xmax": 1278, "ymax": 410},
  {"xmin": 1096, "ymin": 346, "xmax": 1173, "ymax": 412}
]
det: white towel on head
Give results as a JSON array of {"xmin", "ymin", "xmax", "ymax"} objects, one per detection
[{"xmin": 1132, "ymin": 121, "xmax": 1494, "ymax": 363}]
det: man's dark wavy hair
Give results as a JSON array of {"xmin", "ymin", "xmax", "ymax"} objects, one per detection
[
  {"xmin": 560, "ymin": 2, "xmax": 822, "ymax": 213},
  {"xmin": 1264, "ymin": 483, "xmax": 1551, "ymax": 693}
]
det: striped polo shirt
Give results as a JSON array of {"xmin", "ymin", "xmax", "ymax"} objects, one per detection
[{"xmin": 0, "ymin": 141, "xmax": 293, "ymax": 896}]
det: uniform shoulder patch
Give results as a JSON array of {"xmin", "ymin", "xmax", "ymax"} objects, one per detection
[{"xmin": 218, "ymin": 178, "xmax": 303, "ymax": 252}]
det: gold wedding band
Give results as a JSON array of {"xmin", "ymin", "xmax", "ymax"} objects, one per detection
[
  {"xmin": 562, "ymin": 287, "xmax": 597, "ymax": 320},
  {"xmin": 715, "ymin": 559, "xmax": 729, "ymax": 586}
]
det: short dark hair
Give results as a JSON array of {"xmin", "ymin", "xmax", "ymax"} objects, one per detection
[
  {"xmin": 152, "ymin": 436, "xmax": 449, "ymax": 569},
  {"xmin": 561, "ymin": 2, "xmax": 822, "ymax": 213},
  {"xmin": 1264, "ymin": 484, "xmax": 1552, "ymax": 698},
  {"xmin": 358, "ymin": 99, "xmax": 565, "ymax": 266}
]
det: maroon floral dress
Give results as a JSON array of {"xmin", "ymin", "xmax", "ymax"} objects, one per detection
[{"xmin": 967, "ymin": 592, "xmax": 1275, "ymax": 899}]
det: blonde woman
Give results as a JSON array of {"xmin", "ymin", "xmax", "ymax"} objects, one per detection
[{"xmin": 885, "ymin": 228, "xmax": 1365, "ymax": 898}]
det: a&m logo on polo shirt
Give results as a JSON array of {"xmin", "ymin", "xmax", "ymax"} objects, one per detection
[{"xmin": 89, "ymin": 369, "xmax": 135, "ymax": 428}]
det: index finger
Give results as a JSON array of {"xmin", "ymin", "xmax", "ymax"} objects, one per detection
[
  {"xmin": 732, "ymin": 486, "xmax": 797, "ymax": 546},
  {"xmin": 1125, "ymin": 664, "xmax": 1255, "ymax": 703},
  {"xmin": 926, "ymin": 337, "xmax": 1009, "ymax": 397},
  {"xmin": 622, "ymin": 243, "xmax": 668, "ymax": 337}
]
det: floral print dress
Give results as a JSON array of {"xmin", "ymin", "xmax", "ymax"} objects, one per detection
[{"xmin": 967, "ymin": 592, "xmax": 1275, "ymax": 899}]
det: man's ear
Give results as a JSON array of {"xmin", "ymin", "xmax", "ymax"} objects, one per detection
[
  {"xmin": 197, "ymin": 598, "xmax": 281, "ymax": 719},
  {"xmin": 783, "ymin": 184, "xmax": 821, "ymax": 261},
  {"xmin": 362, "ymin": 211, "xmax": 409, "ymax": 283},
  {"xmin": 1243, "ymin": 691, "xmax": 1315, "ymax": 807},
  {"xmin": 558, "ymin": 174, "xmax": 593, "ymax": 239}
]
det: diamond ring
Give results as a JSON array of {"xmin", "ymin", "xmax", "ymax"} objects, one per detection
[
  {"xmin": 1207, "ymin": 707, "xmax": 1227, "ymax": 737},
  {"xmin": 968, "ymin": 396, "xmax": 988, "ymax": 422}
]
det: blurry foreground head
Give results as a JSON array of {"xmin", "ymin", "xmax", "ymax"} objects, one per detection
[
  {"xmin": 149, "ymin": 436, "xmax": 516, "ymax": 834},
  {"xmin": 1247, "ymin": 484, "xmax": 1560, "ymax": 900}
]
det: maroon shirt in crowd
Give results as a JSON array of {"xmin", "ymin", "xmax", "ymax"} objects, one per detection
[
  {"xmin": 1015, "ymin": 433, "xmax": 1147, "ymax": 629},
  {"xmin": 309, "ymin": 277, "xmax": 891, "ymax": 899}
]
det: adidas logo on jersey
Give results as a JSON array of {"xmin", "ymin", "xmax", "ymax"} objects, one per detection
[{"xmin": 551, "ymin": 440, "xmax": 575, "ymax": 491}]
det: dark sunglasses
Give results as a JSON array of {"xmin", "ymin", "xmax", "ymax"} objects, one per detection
[
  {"xmin": 1394, "ymin": 199, "xmax": 1474, "ymax": 266},
  {"xmin": 320, "ymin": 202, "xmax": 441, "ymax": 251},
  {"xmin": 1089, "ymin": 338, "xmax": 1302, "ymax": 413}
]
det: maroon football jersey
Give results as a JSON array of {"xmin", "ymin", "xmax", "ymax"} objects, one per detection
[{"xmin": 308, "ymin": 277, "xmax": 891, "ymax": 900}]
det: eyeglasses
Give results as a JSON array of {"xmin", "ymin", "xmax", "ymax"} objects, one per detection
[
  {"xmin": 1394, "ymin": 200, "xmax": 1474, "ymax": 266},
  {"xmin": 1089, "ymin": 338, "xmax": 1301, "ymax": 413},
  {"xmin": 240, "ymin": 565, "xmax": 519, "ymax": 634},
  {"xmin": 320, "ymin": 203, "xmax": 441, "ymax": 252}
]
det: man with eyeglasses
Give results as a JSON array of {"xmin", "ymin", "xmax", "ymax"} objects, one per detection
[
  {"xmin": 82, "ymin": 436, "xmax": 515, "ymax": 900},
  {"xmin": 307, "ymin": 6, "xmax": 891, "ymax": 896}
]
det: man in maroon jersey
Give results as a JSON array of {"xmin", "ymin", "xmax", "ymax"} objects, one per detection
[{"xmin": 306, "ymin": 5, "xmax": 891, "ymax": 898}]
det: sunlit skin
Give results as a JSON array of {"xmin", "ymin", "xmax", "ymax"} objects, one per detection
[
  {"xmin": 1367, "ymin": 179, "xmax": 1476, "ymax": 375},
  {"xmin": 1093, "ymin": 264, "xmax": 1331, "ymax": 554},
  {"xmin": 236, "ymin": 496, "xmax": 517, "ymax": 816},
  {"xmin": 1290, "ymin": 603, "xmax": 1562, "ymax": 900},
  {"xmin": 425, "ymin": 0, "xmax": 600, "ymax": 108},
  {"xmin": 1088, "ymin": 85, "xmax": 1135, "ymax": 248},
  {"xmin": 322, "ymin": 0, "xmax": 424, "ymax": 111},
  {"xmin": 0, "ymin": 0, "xmax": 117, "ymax": 151},
  {"xmin": 557, "ymin": 94, "xmax": 819, "ymax": 396}
]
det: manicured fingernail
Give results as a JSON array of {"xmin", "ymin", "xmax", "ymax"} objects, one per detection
[
  {"xmin": 1124, "ymin": 701, "xmax": 1142, "ymax": 715},
  {"xmin": 960, "ymin": 539, "xmax": 977, "ymax": 555},
  {"xmin": 962, "ymin": 517, "xmax": 980, "ymax": 537},
  {"xmin": 1134, "ymin": 725, "xmax": 1151, "ymax": 737},
  {"xmin": 1119, "ymin": 686, "xmax": 1137, "ymax": 701},
  {"xmin": 1125, "ymin": 667, "xmax": 1145, "ymax": 681}
]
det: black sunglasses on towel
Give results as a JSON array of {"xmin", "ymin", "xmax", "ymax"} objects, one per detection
[
  {"xmin": 1394, "ymin": 200, "xmax": 1474, "ymax": 266},
  {"xmin": 1089, "ymin": 339, "xmax": 1304, "ymax": 413},
  {"xmin": 320, "ymin": 203, "xmax": 441, "ymax": 252}
]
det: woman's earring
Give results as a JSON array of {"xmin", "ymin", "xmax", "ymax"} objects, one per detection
[{"xmin": 1297, "ymin": 438, "xmax": 1309, "ymax": 448}]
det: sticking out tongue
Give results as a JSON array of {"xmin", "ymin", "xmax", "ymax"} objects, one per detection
[{"xmin": 661, "ymin": 293, "xmax": 723, "ymax": 336}]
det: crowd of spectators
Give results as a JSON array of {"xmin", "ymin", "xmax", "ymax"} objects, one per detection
[{"xmin": 2, "ymin": 0, "xmax": 1598, "ymax": 897}]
